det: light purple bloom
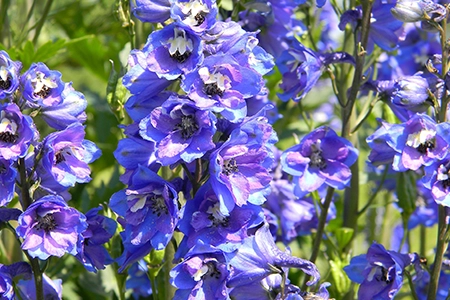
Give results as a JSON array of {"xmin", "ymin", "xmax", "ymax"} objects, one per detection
[
  {"xmin": 422, "ymin": 155, "xmax": 450, "ymax": 207},
  {"xmin": 0, "ymin": 51, "xmax": 21, "ymax": 99},
  {"xmin": 0, "ymin": 262, "xmax": 31, "ymax": 300},
  {"xmin": 0, "ymin": 103, "xmax": 36, "ymax": 160},
  {"xmin": 36, "ymin": 122, "xmax": 101, "ymax": 193},
  {"xmin": 17, "ymin": 273, "xmax": 63, "ymax": 300},
  {"xmin": 391, "ymin": 0, "xmax": 447, "ymax": 23},
  {"xmin": 170, "ymin": 0, "xmax": 218, "ymax": 33},
  {"xmin": 131, "ymin": 0, "xmax": 171, "ymax": 23},
  {"xmin": 139, "ymin": 96, "xmax": 217, "ymax": 165},
  {"xmin": 281, "ymin": 126, "xmax": 358, "ymax": 197},
  {"xmin": 16, "ymin": 195, "xmax": 88, "ymax": 260}
]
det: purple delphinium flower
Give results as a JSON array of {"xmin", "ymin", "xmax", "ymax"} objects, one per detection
[
  {"xmin": 0, "ymin": 262, "xmax": 31, "ymax": 300},
  {"xmin": 421, "ymin": 154, "xmax": 450, "ymax": 207},
  {"xmin": 17, "ymin": 273, "xmax": 62, "ymax": 300},
  {"xmin": 109, "ymin": 165, "xmax": 179, "ymax": 254},
  {"xmin": 139, "ymin": 96, "xmax": 217, "ymax": 165},
  {"xmin": 16, "ymin": 195, "xmax": 88, "ymax": 260},
  {"xmin": 0, "ymin": 103, "xmax": 36, "ymax": 160},
  {"xmin": 339, "ymin": 0, "xmax": 405, "ymax": 51},
  {"xmin": 75, "ymin": 206, "xmax": 117, "ymax": 273},
  {"xmin": 177, "ymin": 182, "xmax": 264, "ymax": 249},
  {"xmin": 209, "ymin": 113, "xmax": 277, "ymax": 214},
  {"xmin": 181, "ymin": 53, "xmax": 263, "ymax": 123},
  {"xmin": 20, "ymin": 62, "xmax": 65, "ymax": 108},
  {"xmin": 224, "ymin": 224, "xmax": 320, "ymax": 288},
  {"xmin": 281, "ymin": 126, "xmax": 358, "ymax": 197},
  {"xmin": 366, "ymin": 119, "xmax": 403, "ymax": 167},
  {"xmin": 170, "ymin": 243, "xmax": 230, "ymax": 300},
  {"xmin": 131, "ymin": 0, "xmax": 171, "ymax": 23},
  {"xmin": 0, "ymin": 51, "xmax": 21, "ymax": 100},
  {"xmin": 143, "ymin": 23, "xmax": 204, "ymax": 80},
  {"xmin": 36, "ymin": 122, "xmax": 101, "ymax": 193},
  {"xmin": 0, "ymin": 158, "xmax": 17, "ymax": 206},
  {"xmin": 126, "ymin": 261, "xmax": 153, "ymax": 299},
  {"xmin": 170, "ymin": 0, "xmax": 218, "ymax": 33},
  {"xmin": 344, "ymin": 242, "xmax": 418, "ymax": 300}
]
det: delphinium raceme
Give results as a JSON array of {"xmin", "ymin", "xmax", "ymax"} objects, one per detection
[{"xmin": 0, "ymin": 51, "xmax": 116, "ymax": 299}]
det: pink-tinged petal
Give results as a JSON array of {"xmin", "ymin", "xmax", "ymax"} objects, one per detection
[
  {"xmin": 22, "ymin": 232, "xmax": 43, "ymax": 249},
  {"xmin": 401, "ymin": 146, "xmax": 424, "ymax": 170},
  {"xmin": 229, "ymin": 173, "xmax": 250, "ymax": 206},
  {"xmin": 298, "ymin": 168, "xmax": 325, "ymax": 192}
]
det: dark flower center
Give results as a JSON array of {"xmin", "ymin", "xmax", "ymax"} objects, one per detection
[
  {"xmin": 207, "ymin": 204, "xmax": 230, "ymax": 227},
  {"xmin": 222, "ymin": 158, "xmax": 239, "ymax": 176},
  {"xmin": 416, "ymin": 139, "xmax": 435, "ymax": 154},
  {"xmin": 377, "ymin": 267, "xmax": 391, "ymax": 284},
  {"xmin": 309, "ymin": 143, "xmax": 327, "ymax": 170},
  {"xmin": 33, "ymin": 85, "xmax": 51, "ymax": 98},
  {"xmin": 150, "ymin": 194, "xmax": 168, "ymax": 217},
  {"xmin": 0, "ymin": 76, "xmax": 11, "ymax": 90},
  {"xmin": 170, "ymin": 50, "xmax": 191, "ymax": 63},
  {"xmin": 194, "ymin": 11, "xmax": 207, "ymax": 26},
  {"xmin": 55, "ymin": 152, "xmax": 65, "ymax": 164},
  {"xmin": 204, "ymin": 83, "xmax": 223, "ymax": 97},
  {"xmin": 35, "ymin": 214, "xmax": 58, "ymax": 232},
  {"xmin": 175, "ymin": 115, "xmax": 199, "ymax": 139},
  {"xmin": 204, "ymin": 261, "xmax": 221, "ymax": 279},
  {"xmin": 0, "ymin": 131, "xmax": 18, "ymax": 143}
]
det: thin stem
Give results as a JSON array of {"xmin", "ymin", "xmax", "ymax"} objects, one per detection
[
  {"xmin": 420, "ymin": 224, "xmax": 426, "ymax": 257},
  {"xmin": 404, "ymin": 270, "xmax": 420, "ymax": 300},
  {"xmin": 32, "ymin": 0, "xmax": 54, "ymax": 45},
  {"xmin": 18, "ymin": 158, "xmax": 32, "ymax": 211},
  {"xmin": 302, "ymin": 186, "xmax": 335, "ymax": 289},
  {"xmin": 427, "ymin": 206, "xmax": 449, "ymax": 299}
]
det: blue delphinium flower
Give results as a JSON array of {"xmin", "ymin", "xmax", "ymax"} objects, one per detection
[
  {"xmin": 0, "ymin": 51, "xmax": 21, "ymax": 100},
  {"xmin": 421, "ymin": 154, "xmax": 450, "ymax": 207},
  {"xmin": 126, "ymin": 261, "xmax": 153, "ymax": 299},
  {"xmin": 36, "ymin": 122, "xmax": 101, "ymax": 193},
  {"xmin": 391, "ymin": 0, "xmax": 447, "ymax": 23},
  {"xmin": 0, "ymin": 158, "xmax": 17, "ymax": 206},
  {"xmin": 170, "ymin": 243, "xmax": 230, "ymax": 300},
  {"xmin": 131, "ymin": 0, "xmax": 171, "ymax": 23},
  {"xmin": 177, "ymin": 182, "xmax": 264, "ymax": 249},
  {"xmin": 75, "ymin": 207, "xmax": 117, "ymax": 273},
  {"xmin": 0, "ymin": 262, "xmax": 31, "ymax": 300},
  {"xmin": 16, "ymin": 195, "xmax": 88, "ymax": 260},
  {"xmin": 139, "ymin": 95, "xmax": 217, "ymax": 166},
  {"xmin": 0, "ymin": 102, "xmax": 36, "ymax": 160},
  {"xmin": 366, "ymin": 119, "xmax": 403, "ymax": 167},
  {"xmin": 344, "ymin": 242, "xmax": 418, "ymax": 300},
  {"xmin": 110, "ymin": 165, "xmax": 179, "ymax": 254},
  {"xmin": 170, "ymin": 0, "xmax": 218, "ymax": 33},
  {"xmin": 281, "ymin": 126, "xmax": 358, "ymax": 197},
  {"xmin": 224, "ymin": 224, "xmax": 320, "ymax": 288},
  {"xmin": 17, "ymin": 273, "xmax": 63, "ymax": 300},
  {"xmin": 209, "ymin": 113, "xmax": 277, "ymax": 214},
  {"xmin": 181, "ymin": 53, "xmax": 263, "ymax": 122},
  {"xmin": 143, "ymin": 23, "xmax": 204, "ymax": 80}
]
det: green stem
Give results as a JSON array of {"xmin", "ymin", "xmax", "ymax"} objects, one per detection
[
  {"xmin": 427, "ymin": 206, "xmax": 449, "ymax": 299},
  {"xmin": 404, "ymin": 270, "xmax": 420, "ymax": 300},
  {"xmin": 420, "ymin": 224, "xmax": 426, "ymax": 257},
  {"xmin": 301, "ymin": 186, "xmax": 335, "ymax": 289},
  {"xmin": 358, "ymin": 166, "xmax": 389, "ymax": 216},
  {"xmin": 32, "ymin": 0, "xmax": 54, "ymax": 45},
  {"xmin": 163, "ymin": 240, "xmax": 176, "ymax": 299}
]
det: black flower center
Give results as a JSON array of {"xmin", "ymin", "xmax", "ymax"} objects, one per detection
[
  {"xmin": 0, "ymin": 76, "xmax": 11, "ymax": 90},
  {"xmin": 36, "ymin": 214, "xmax": 58, "ymax": 232},
  {"xmin": 170, "ymin": 50, "xmax": 191, "ymax": 63},
  {"xmin": 33, "ymin": 85, "xmax": 51, "ymax": 98},
  {"xmin": 150, "ymin": 194, "xmax": 168, "ymax": 217},
  {"xmin": 222, "ymin": 158, "xmax": 239, "ymax": 176},
  {"xmin": 377, "ymin": 267, "xmax": 391, "ymax": 284},
  {"xmin": 416, "ymin": 139, "xmax": 435, "ymax": 154},
  {"xmin": 0, "ymin": 131, "xmax": 17, "ymax": 143},
  {"xmin": 55, "ymin": 152, "xmax": 65, "ymax": 164},
  {"xmin": 204, "ymin": 83, "xmax": 223, "ymax": 97},
  {"xmin": 194, "ymin": 11, "xmax": 207, "ymax": 26},
  {"xmin": 208, "ymin": 213, "xmax": 229, "ymax": 228},
  {"xmin": 175, "ymin": 115, "xmax": 199, "ymax": 139},
  {"xmin": 204, "ymin": 261, "xmax": 221, "ymax": 279},
  {"xmin": 309, "ymin": 144, "xmax": 327, "ymax": 170}
]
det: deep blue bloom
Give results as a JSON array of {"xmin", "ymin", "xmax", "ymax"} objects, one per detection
[
  {"xmin": 36, "ymin": 122, "xmax": 101, "ymax": 193},
  {"xmin": 224, "ymin": 224, "xmax": 320, "ymax": 288},
  {"xmin": 366, "ymin": 119, "xmax": 404, "ymax": 167},
  {"xmin": 125, "ymin": 91, "xmax": 173, "ymax": 123},
  {"xmin": 0, "ymin": 158, "xmax": 17, "ymax": 206},
  {"xmin": 281, "ymin": 126, "xmax": 358, "ymax": 197},
  {"xmin": 143, "ymin": 23, "xmax": 204, "ymax": 80},
  {"xmin": 0, "ymin": 262, "xmax": 31, "ymax": 300},
  {"xmin": 0, "ymin": 103, "xmax": 36, "ymax": 161},
  {"xmin": 109, "ymin": 165, "xmax": 179, "ymax": 252},
  {"xmin": 139, "ymin": 95, "xmax": 217, "ymax": 165},
  {"xmin": 17, "ymin": 273, "xmax": 63, "ymax": 300},
  {"xmin": 177, "ymin": 182, "xmax": 264, "ymax": 248},
  {"xmin": 344, "ymin": 242, "xmax": 417, "ymax": 300},
  {"xmin": 181, "ymin": 53, "xmax": 263, "ymax": 122},
  {"xmin": 170, "ymin": 0, "xmax": 218, "ymax": 33},
  {"xmin": 131, "ymin": 0, "xmax": 171, "ymax": 23},
  {"xmin": 0, "ymin": 51, "xmax": 21, "ymax": 100},
  {"xmin": 209, "ymin": 113, "xmax": 277, "ymax": 214},
  {"xmin": 126, "ymin": 261, "xmax": 153, "ymax": 299},
  {"xmin": 75, "ymin": 207, "xmax": 117, "ymax": 272},
  {"xmin": 170, "ymin": 243, "xmax": 230, "ymax": 300},
  {"xmin": 16, "ymin": 195, "xmax": 88, "ymax": 260}
]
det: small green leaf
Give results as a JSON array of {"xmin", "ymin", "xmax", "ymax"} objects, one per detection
[
  {"xmin": 335, "ymin": 227, "xmax": 354, "ymax": 250},
  {"xmin": 33, "ymin": 39, "xmax": 66, "ymax": 63},
  {"xmin": 330, "ymin": 258, "xmax": 352, "ymax": 295},
  {"xmin": 396, "ymin": 171, "xmax": 417, "ymax": 218},
  {"xmin": 219, "ymin": 0, "xmax": 233, "ymax": 11}
]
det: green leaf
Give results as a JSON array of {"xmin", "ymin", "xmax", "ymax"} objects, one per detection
[
  {"xmin": 219, "ymin": 0, "xmax": 233, "ymax": 11},
  {"xmin": 335, "ymin": 227, "xmax": 354, "ymax": 250},
  {"xmin": 330, "ymin": 258, "xmax": 352, "ymax": 295},
  {"xmin": 33, "ymin": 39, "xmax": 66, "ymax": 63},
  {"xmin": 396, "ymin": 171, "xmax": 417, "ymax": 218},
  {"xmin": 106, "ymin": 60, "xmax": 128, "ymax": 122},
  {"xmin": 20, "ymin": 40, "xmax": 35, "ymax": 69}
]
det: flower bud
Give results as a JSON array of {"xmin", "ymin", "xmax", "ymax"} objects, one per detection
[{"xmin": 391, "ymin": 0, "xmax": 425, "ymax": 22}]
